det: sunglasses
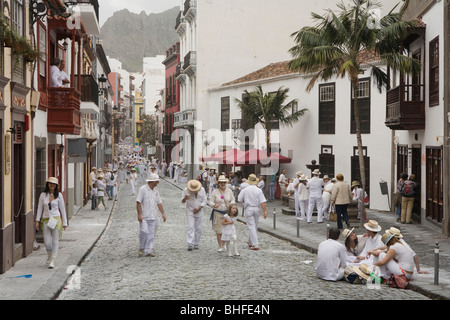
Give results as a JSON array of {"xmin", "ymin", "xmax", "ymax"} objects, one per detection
[{"xmin": 48, "ymin": 203, "xmax": 52, "ymax": 211}]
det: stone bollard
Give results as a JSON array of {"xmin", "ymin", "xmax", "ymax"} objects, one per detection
[
  {"xmin": 273, "ymin": 208, "xmax": 276, "ymax": 229},
  {"xmin": 434, "ymin": 242, "xmax": 439, "ymax": 285}
]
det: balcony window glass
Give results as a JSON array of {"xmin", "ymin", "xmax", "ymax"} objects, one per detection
[
  {"xmin": 319, "ymin": 83, "xmax": 335, "ymax": 134},
  {"xmin": 429, "ymin": 36, "xmax": 439, "ymax": 107},
  {"xmin": 11, "ymin": 0, "xmax": 24, "ymax": 84}
]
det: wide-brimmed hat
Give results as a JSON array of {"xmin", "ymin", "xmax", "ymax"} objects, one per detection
[
  {"xmin": 92, "ymin": 167, "xmax": 96, "ymax": 170},
  {"xmin": 146, "ymin": 174, "xmax": 160, "ymax": 182},
  {"xmin": 323, "ymin": 175, "xmax": 330, "ymax": 180},
  {"xmin": 386, "ymin": 227, "xmax": 403, "ymax": 239},
  {"xmin": 299, "ymin": 175, "xmax": 307, "ymax": 181},
  {"xmin": 187, "ymin": 180, "xmax": 202, "ymax": 192},
  {"xmin": 352, "ymin": 181, "xmax": 360, "ymax": 187},
  {"xmin": 46, "ymin": 177, "xmax": 59, "ymax": 185},
  {"xmin": 342, "ymin": 228, "xmax": 355, "ymax": 239},
  {"xmin": 382, "ymin": 232, "xmax": 395, "ymax": 245},
  {"xmin": 217, "ymin": 175, "xmax": 228, "ymax": 183},
  {"xmin": 296, "ymin": 171, "xmax": 303, "ymax": 176},
  {"xmin": 247, "ymin": 174, "xmax": 259, "ymax": 185},
  {"xmin": 364, "ymin": 220, "xmax": 382, "ymax": 232},
  {"xmin": 97, "ymin": 174, "xmax": 104, "ymax": 179},
  {"xmin": 352, "ymin": 264, "xmax": 372, "ymax": 281},
  {"xmin": 312, "ymin": 169, "xmax": 321, "ymax": 175}
]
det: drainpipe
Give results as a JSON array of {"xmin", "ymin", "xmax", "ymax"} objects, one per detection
[{"xmin": 443, "ymin": 0, "xmax": 450, "ymax": 237}]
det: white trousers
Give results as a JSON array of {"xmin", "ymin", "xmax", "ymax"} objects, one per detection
[
  {"xmin": 245, "ymin": 207, "xmax": 260, "ymax": 247},
  {"xmin": 43, "ymin": 222, "xmax": 60, "ymax": 254},
  {"xmin": 130, "ymin": 180, "xmax": 136, "ymax": 195},
  {"xmin": 139, "ymin": 219, "xmax": 156, "ymax": 255},
  {"xmin": 299, "ymin": 199, "xmax": 309, "ymax": 221},
  {"xmin": 186, "ymin": 213, "xmax": 203, "ymax": 247},
  {"xmin": 374, "ymin": 252, "xmax": 412, "ymax": 280},
  {"xmin": 308, "ymin": 197, "xmax": 323, "ymax": 222}
]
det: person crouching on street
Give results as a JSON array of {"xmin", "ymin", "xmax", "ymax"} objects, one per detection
[
  {"xmin": 182, "ymin": 180, "xmax": 207, "ymax": 251},
  {"xmin": 136, "ymin": 174, "xmax": 166, "ymax": 257}
]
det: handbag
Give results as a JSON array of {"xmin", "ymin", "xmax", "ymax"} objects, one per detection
[
  {"xmin": 388, "ymin": 274, "xmax": 409, "ymax": 289},
  {"xmin": 47, "ymin": 216, "xmax": 58, "ymax": 230},
  {"xmin": 329, "ymin": 205, "xmax": 337, "ymax": 221}
]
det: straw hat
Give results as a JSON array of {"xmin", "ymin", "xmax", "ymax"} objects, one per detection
[
  {"xmin": 46, "ymin": 177, "xmax": 59, "ymax": 185},
  {"xmin": 382, "ymin": 232, "xmax": 395, "ymax": 245},
  {"xmin": 352, "ymin": 181, "xmax": 360, "ymax": 188},
  {"xmin": 364, "ymin": 220, "xmax": 382, "ymax": 232},
  {"xmin": 342, "ymin": 228, "xmax": 355, "ymax": 239},
  {"xmin": 296, "ymin": 171, "xmax": 303, "ymax": 176},
  {"xmin": 299, "ymin": 175, "xmax": 307, "ymax": 181},
  {"xmin": 352, "ymin": 264, "xmax": 372, "ymax": 281},
  {"xmin": 146, "ymin": 174, "xmax": 160, "ymax": 182},
  {"xmin": 386, "ymin": 227, "xmax": 403, "ymax": 239},
  {"xmin": 97, "ymin": 174, "xmax": 104, "ymax": 179},
  {"xmin": 187, "ymin": 180, "xmax": 202, "ymax": 192},
  {"xmin": 247, "ymin": 174, "xmax": 259, "ymax": 185},
  {"xmin": 312, "ymin": 169, "xmax": 321, "ymax": 175},
  {"xmin": 217, "ymin": 175, "xmax": 228, "ymax": 183},
  {"xmin": 323, "ymin": 175, "xmax": 330, "ymax": 180}
]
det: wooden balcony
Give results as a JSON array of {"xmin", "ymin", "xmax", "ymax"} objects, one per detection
[
  {"xmin": 47, "ymin": 88, "xmax": 82, "ymax": 135},
  {"xmin": 385, "ymin": 84, "xmax": 425, "ymax": 130}
]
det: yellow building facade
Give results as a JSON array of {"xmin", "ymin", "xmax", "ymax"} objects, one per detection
[{"xmin": 134, "ymin": 90, "xmax": 143, "ymax": 146}]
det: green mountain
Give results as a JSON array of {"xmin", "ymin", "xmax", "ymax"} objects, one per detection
[{"xmin": 100, "ymin": 7, "xmax": 179, "ymax": 73}]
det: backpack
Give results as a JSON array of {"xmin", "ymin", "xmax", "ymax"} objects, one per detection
[{"xmin": 401, "ymin": 180, "xmax": 415, "ymax": 197}]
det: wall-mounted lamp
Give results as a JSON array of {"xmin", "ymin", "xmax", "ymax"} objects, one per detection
[
  {"xmin": 30, "ymin": 105, "xmax": 37, "ymax": 119},
  {"xmin": 98, "ymin": 74, "xmax": 107, "ymax": 96},
  {"xmin": 7, "ymin": 127, "xmax": 16, "ymax": 135}
]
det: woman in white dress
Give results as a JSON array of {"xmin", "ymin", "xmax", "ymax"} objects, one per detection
[
  {"xmin": 35, "ymin": 177, "xmax": 68, "ymax": 268},
  {"xmin": 129, "ymin": 168, "xmax": 138, "ymax": 195}
]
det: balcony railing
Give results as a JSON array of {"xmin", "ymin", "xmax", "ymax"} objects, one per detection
[
  {"xmin": 81, "ymin": 118, "xmax": 99, "ymax": 141},
  {"xmin": 174, "ymin": 109, "xmax": 196, "ymax": 128},
  {"xmin": 183, "ymin": 51, "xmax": 196, "ymax": 77},
  {"xmin": 47, "ymin": 87, "xmax": 82, "ymax": 135},
  {"xmin": 385, "ymin": 84, "xmax": 425, "ymax": 130},
  {"xmin": 80, "ymin": 74, "xmax": 99, "ymax": 106}
]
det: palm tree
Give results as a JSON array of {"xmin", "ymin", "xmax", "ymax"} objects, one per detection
[
  {"xmin": 288, "ymin": 0, "xmax": 421, "ymax": 217},
  {"xmin": 235, "ymin": 85, "xmax": 307, "ymax": 157}
]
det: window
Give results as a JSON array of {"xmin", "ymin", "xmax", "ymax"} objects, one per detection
[
  {"xmin": 351, "ymin": 146, "xmax": 370, "ymax": 198},
  {"xmin": 11, "ymin": 0, "xmax": 25, "ymax": 84},
  {"xmin": 319, "ymin": 145, "xmax": 335, "ymax": 178},
  {"xmin": 221, "ymin": 96, "xmax": 230, "ymax": 131},
  {"xmin": 318, "ymin": 83, "xmax": 335, "ymax": 134},
  {"xmin": 351, "ymin": 78, "xmax": 371, "ymax": 134},
  {"xmin": 429, "ymin": 36, "xmax": 439, "ymax": 107},
  {"xmin": 38, "ymin": 22, "xmax": 46, "ymax": 90}
]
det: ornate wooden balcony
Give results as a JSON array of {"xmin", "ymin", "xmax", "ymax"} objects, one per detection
[
  {"xmin": 385, "ymin": 84, "xmax": 425, "ymax": 130},
  {"xmin": 47, "ymin": 87, "xmax": 82, "ymax": 135}
]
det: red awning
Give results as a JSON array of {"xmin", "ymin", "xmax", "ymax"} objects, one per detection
[
  {"xmin": 237, "ymin": 148, "xmax": 292, "ymax": 165},
  {"xmin": 201, "ymin": 149, "xmax": 247, "ymax": 165}
]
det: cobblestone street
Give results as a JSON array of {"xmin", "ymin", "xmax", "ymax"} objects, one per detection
[{"xmin": 58, "ymin": 179, "xmax": 430, "ymax": 301}]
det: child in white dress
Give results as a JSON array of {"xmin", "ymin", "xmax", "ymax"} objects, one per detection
[{"xmin": 221, "ymin": 204, "xmax": 239, "ymax": 257}]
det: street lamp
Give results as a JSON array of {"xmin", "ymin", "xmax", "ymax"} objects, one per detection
[
  {"xmin": 30, "ymin": 0, "xmax": 77, "ymax": 26},
  {"xmin": 98, "ymin": 74, "xmax": 107, "ymax": 96}
]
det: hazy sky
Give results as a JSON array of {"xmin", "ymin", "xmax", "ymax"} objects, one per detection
[{"xmin": 97, "ymin": 0, "xmax": 180, "ymax": 27}]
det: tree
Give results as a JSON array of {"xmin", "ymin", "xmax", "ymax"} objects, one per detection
[
  {"xmin": 140, "ymin": 114, "xmax": 158, "ymax": 146},
  {"xmin": 288, "ymin": 0, "xmax": 421, "ymax": 217},
  {"xmin": 235, "ymin": 85, "xmax": 307, "ymax": 157}
]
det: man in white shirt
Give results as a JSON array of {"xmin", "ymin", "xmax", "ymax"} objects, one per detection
[
  {"xmin": 356, "ymin": 220, "xmax": 384, "ymax": 265},
  {"xmin": 58, "ymin": 60, "xmax": 70, "ymax": 86},
  {"xmin": 136, "ymin": 174, "xmax": 166, "ymax": 257},
  {"xmin": 278, "ymin": 169, "xmax": 288, "ymax": 197},
  {"xmin": 50, "ymin": 58, "xmax": 62, "ymax": 87},
  {"xmin": 315, "ymin": 228, "xmax": 347, "ymax": 281},
  {"xmin": 182, "ymin": 180, "xmax": 207, "ymax": 251},
  {"xmin": 238, "ymin": 174, "xmax": 267, "ymax": 250},
  {"xmin": 307, "ymin": 169, "xmax": 324, "ymax": 223},
  {"xmin": 292, "ymin": 171, "xmax": 303, "ymax": 219}
]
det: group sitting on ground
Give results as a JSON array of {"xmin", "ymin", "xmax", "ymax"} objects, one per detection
[{"xmin": 315, "ymin": 219, "xmax": 428, "ymax": 287}]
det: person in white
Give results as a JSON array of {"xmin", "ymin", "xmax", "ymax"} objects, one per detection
[
  {"xmin": 306, "ymin": 169, "xmax": 324, "ymax": 223},
  {"xmin": 89, "ymin": 167, "xmax": 96, "ymax": 188},
  {"xmin": 58, "ymin": 60, "xmax": 70, "ymax": 87},
  {"xmin": 138, "ymin": 162, "xmax": 146, "ymax": 183},
  {"xmin": 35, "ymin": 177, "xmax": 68, "ymax": 268},
  {"xmin": 129, "ymin": 168, "xmax": 138, "ymax": 195},
  {"xmin": 222, "ymin": 204, "xmax": 240, "ymax": 257},
  {"xmin": 257, "ymin": 175, "xmax": 265, "ymax": 193},
  {"xmin": 169, "ymin": 161, "xmax": 174, "ymax": 179},
  {"xmin": 292, "ymin": 171, "xmax": 303, "ymax": 219},
  {"xmin": 136, "ymin": 174, "xmax": 166, "ymax": 257},
  {"xmin": 369, "ymin": 232, "xmax": 415, "ymax": 280},
  {"xmin": 161, "ymin": 160, "xmax": 167, "ymax": 178},
  {"xmin": 50, "ymin": 58, "xmax": 63, "ymax": 87},
  {"xmin": 208, "ymin": 169, "xmax": 217, "ymax": 196},
  {"xmin": 95, "ymin": 175, "xmax": 107, "ymax": 210},
  {"xmin": 297, "ymin": 175, "xmax": 309, "ymax": 221},
  {"xmin": 315, "ymin": 227, "xmax": 347, "ymax": 281},
  {"xmin": 356, "ymin": 220, "xmax": 384, "ymax": 265},
  {"xmin": 342, "ymin": 228, "xmax": 368, "ymax": 264},
  {"xmin": 352, "ymin": 181, "xmax": 366, "ymax": 220},
  {"xmin": 237, "ymin": 174, "xmax": 267, "ymax": 250},
  {"xmin": 106, "ymin": 169, "xmax": 116, "ymax": 200},
  {"xmin": 182, "ymin": 180, "xmax": 207, "ymax": 251},
  {"xmin": 278, "ymin": 169, "xmax": 288, "ymax": 197},
  {"xmin": 321, "ymin": 175, "xmax": 334, "ymax": 220}
]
